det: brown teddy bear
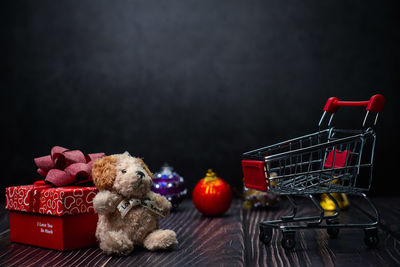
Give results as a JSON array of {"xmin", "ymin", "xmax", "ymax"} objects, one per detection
[{"xmin": 92, "ymin": 152, "xmax": 178, "ymax": 255}]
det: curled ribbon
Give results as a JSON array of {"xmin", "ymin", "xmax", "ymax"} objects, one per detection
[{"xmin": 34, "ymin": 146, "xmax": 105, "ymax": 186}]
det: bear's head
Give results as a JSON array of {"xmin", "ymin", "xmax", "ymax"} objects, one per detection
[{"xmin": 92, "ymin": 152, "xmax": 153, "ymax": 199}]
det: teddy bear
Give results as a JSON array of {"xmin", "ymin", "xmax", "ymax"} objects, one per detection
[{"xmin": 91, "ymin": 152, "xmax": 178, "ymax": 255}]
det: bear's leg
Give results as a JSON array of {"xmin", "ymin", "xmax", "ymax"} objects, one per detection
[
  {"xmin": 98, "ymin": 229, "xmax": 134, "ymax": 255},
  {"xmin": 143, "ymin": 229, "xmax": 178, "ymax": 251}
]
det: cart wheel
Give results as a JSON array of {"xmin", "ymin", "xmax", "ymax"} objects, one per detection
[
  {"xmin": 364, "ymin": 227, "xmax": 379, "ymax": 248},
  {"xmin": 281, "ymin": 230, "xmax": 296, "ymax": 250},
  {"xmin": 326, "ymin": 218, "xmax": 340, "ymax": 238},
  {"xmin": 259, "ymin": 227, "xmax": 272, "ymax": 245},
  {"xmin": 327, "ymin": 227, "xmax": 340, "ymax": 238}
]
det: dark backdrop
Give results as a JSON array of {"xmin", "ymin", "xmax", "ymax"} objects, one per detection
[{"xmin": 1, "ymin": 0, "xmax": 399, "ymax": 201}]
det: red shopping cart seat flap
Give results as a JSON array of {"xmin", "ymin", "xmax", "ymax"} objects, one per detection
[
  {"xmin": 242, "ymin": 160, "xmax": 268, "ymax": 192},
  {"xmin": 324, "ymin": 150, "xmax": 351, "ymax": 169}
]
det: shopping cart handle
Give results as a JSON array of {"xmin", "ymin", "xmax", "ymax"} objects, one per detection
[{"xmin": 323, "ymin": 94, "xmax": 385, "ymax": 113}]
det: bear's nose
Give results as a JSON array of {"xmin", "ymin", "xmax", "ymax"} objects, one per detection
[{"xmin": 136, "ymin": 171, "xmax": 145, "ymax": 179}]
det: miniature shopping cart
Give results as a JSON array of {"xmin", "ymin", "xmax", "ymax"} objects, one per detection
[{"xmin": 241, "ymin": 94, "xmax": 385, "ymax": 250}]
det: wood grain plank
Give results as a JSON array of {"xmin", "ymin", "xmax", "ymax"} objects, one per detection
[
  {"xmin": 353, "ymin": 196, "xmax": 400, "ymax": 240},
  {"xmin": 1, "ymin": 196, "xmax": 399, "ymax": 266},
  {"xmin": 104, "ymin": 199, "xmax": 245, "ymax": 267},
  {"xmin": 243, "ymin": 195, "xmax": 400, "ymax": 267},
  {"xmin": 0, "ymin": 199, "xmax": 245, "ymax": 267}
]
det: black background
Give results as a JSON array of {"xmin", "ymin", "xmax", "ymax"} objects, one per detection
[{"xmin": 1, "ymin": 0, "xmax": 399, "ymax": 201}]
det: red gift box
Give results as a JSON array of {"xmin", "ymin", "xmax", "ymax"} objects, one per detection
[{"xmin": 6, "ymin": 184, "xmax": 98, "ymax": 251}]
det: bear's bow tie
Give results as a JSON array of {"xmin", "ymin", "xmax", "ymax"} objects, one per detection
[
  {"xmin": 117, "ymin": 198, "xmax": 167, "ymax": 218},
  {"xmin": 117, "ymin": 199, "xmax": 141, "ymax": 218}
]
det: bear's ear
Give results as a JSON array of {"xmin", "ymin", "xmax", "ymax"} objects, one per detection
[
  {"xmin": 92, "ymin": 155, "xmax": 117, "ymax": 190},
  {"xmin": 137, "ymin": 158, "xmax": 153, "ymax": 178}
]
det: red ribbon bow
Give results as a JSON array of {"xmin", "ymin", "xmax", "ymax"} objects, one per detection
[{"xmin": 34, "ymin": 146, "xmax": 105, "ymax": 186}]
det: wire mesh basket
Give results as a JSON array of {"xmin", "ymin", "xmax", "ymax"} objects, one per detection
[{"xmin": 241, "ymin": 94, "xmax": 385, "ymax": 250}]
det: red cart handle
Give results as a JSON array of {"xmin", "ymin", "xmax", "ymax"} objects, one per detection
[{"xmin": 323, "ymin": 94, "xmax": 385, "ymax": 113}]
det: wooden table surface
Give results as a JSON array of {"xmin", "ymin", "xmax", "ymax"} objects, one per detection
[{"xmin": 0, "ymin": 196, "xmax": 399, "ymax": 266}]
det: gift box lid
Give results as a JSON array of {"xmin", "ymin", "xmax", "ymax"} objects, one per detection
[{"xmin": 5, "ymin": 184, "xmax": 98, "ymax": 216}]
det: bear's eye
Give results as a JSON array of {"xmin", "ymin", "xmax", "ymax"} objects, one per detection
[
  {"xmin": 136, "ymin": 171, "xmax": 145, "ymax": 179},
  {"xmin": 121, "ymin": 169, "xmax": 127, "ymax": 174}
]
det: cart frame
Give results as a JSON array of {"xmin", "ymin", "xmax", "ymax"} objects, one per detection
[{"xmin": 241, "ymin": 94, "xmax": 385, "ymax": 249}]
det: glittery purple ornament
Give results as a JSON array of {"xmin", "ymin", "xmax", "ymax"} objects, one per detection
[{"xmin": 151, "ymin": 164, "xmax": 187, "ymax": 209}]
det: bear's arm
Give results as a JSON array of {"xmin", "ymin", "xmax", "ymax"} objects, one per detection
[
  {"xmin": 93, "ymin": 190, "xmax": 122, "ymax": 214},
  {"xmin": 146, "ymin": 191, "xmax": 172, "ymax": 216}
]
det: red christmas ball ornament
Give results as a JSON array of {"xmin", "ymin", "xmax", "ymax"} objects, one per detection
[{"xmin": 192, "ymin": 169, "xmax": 232, "ymax": 216}]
